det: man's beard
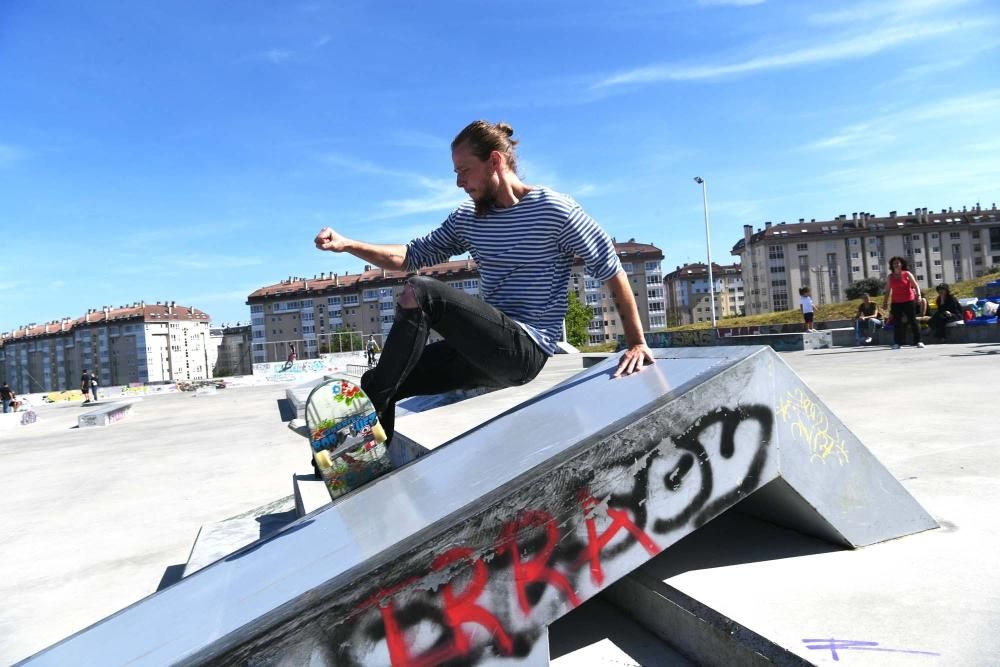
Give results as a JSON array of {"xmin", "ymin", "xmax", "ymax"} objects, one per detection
[{"xmin": 473, "ymin": 176, "xmax": 498, "ymax": 217}]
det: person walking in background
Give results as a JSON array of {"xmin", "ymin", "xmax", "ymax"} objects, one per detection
[
  {"xmin": 882, "ymin": 256, "xmax": 924, "ymax": 349},
  {"xmin": 799, "ymin": 286, "xmax": 817, "ymax": 333},
  {"xmin": 929, "ymin": 283, "xmax": 963, "ymax": 340},
  {"xmin": 81, "ymin": 369, "xmax": 94, "ymax": 403},
  {"xmin": 1, "ymin": 382, "xmax": 13, "ymax": 413},
  {"xmin": 854, "ymin": 293, "xmax": 882, "ymax": 344}
]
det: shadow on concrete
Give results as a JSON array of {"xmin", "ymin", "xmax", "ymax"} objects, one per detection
[
  {"xmin": 276, "ymin": 398, "xmax": 296, "ymax": 422},
  {"xmin": 947, "ymin": 342, "xmax": 1000, "ymax": 357},
  {"xmin": 156, "ymin": 564, "xmax": 187, "ymax": 592},
  {"xmin": 630, "ymin": 506, "xmax": 845, "ymax": 584},
  {"xmin": 549, "ymin": 597, "xmax": 696, "ymax": 664}
]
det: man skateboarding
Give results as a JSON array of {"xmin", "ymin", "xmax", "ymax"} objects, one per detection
[{"xmin": 315, "ymin": 120, "xmax": 653, "ymax": 445}]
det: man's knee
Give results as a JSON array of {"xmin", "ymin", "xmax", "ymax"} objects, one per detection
[
  {"xmin": 399, "ymin": 276, "xmax": 441, "ymax": 310},
  {"xmin": 398, "ymin": 282, "xmax": 419, "ymax": 310}
]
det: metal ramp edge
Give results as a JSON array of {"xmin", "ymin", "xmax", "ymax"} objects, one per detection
[{"xmin": 18, "ymin": 346, "xmax": 935, "ymax": 666}]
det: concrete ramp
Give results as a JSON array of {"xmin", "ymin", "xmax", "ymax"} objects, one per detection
[{"xmin": 19, "ymin": 346, "xmax": 935, "ymax": 666}]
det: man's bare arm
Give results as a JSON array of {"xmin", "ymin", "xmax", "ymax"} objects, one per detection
[
  {"xmin": 605, "ymin": 271, "xmax": 655, "ymax": 378},
  {"xmin": 314, "ymin": 227, "xmax": 408, "ymax": 271}
]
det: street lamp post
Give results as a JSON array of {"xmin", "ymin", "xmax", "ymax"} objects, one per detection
[{"xmin": 693, "ymin": 177, "xmax": 717, "ymax": 327}]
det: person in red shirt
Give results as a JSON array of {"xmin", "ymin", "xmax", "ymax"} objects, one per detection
[{"xmin": 881, "ymin": 256, "xmax": 924, "ymax": 349}]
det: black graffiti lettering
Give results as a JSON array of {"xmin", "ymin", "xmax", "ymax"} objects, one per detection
[{"xmin": 304, "ymin": 404, "xmax": 774, "ymax": 666}]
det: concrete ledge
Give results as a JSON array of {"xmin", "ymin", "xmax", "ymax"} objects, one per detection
[
  {"xmin": 78, "ymin": 399, "xmax": 141, "ymax": 428},
  {"xmin": 717, "ymin": 331, "xmax": 832, "ymax": 352}
]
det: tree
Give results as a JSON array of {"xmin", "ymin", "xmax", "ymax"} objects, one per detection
[
  {"xmin": 564, "ymin": 291, "xmax": 592, "ymax": 347},
  {"xmin": 845, "ymin": 277, "xmax": 885, "ymax": 300}
]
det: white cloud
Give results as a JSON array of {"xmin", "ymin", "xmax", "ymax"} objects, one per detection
[
  {"xmin": 595, "ymin": 21, "xmax": 965, "ymax": 87},
  {"xmin": 804, "ymin": 89, "xmax": 1000, "ymax": 153},
  {"xmin": 373, "ymin": 181, "xmax": 466, "ymax": 219},
  {"xmin": 263, "ymin": 48, "xmax": 294, "ymax": 64}
]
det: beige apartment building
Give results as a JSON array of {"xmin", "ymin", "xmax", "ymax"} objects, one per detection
[
  {"xmin": 0, "ymin": 302, "xmax": 213, "ymax": 394},
  {"xmin": 664, "ymin": 262, "xmax": 745, "ymax": 326},
  {"xmin": 732, "ymin": 204, "xmax": 1000, "ymax": 315},
  {"xmin": 246, "ymin": 240, "xmax": 665, "ymax": 360}
]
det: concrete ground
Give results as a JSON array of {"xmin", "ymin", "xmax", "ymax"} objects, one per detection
[
  {"xmin": 3, "ymin": 342, "xmax": 999, "ymax": 665},
  {"xmin": 0, "ymin": 384, "xmax": 308, "ymax": 665}
]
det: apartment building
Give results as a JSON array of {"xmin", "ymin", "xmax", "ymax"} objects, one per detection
[
  {"xmin": 210, "ymin": 323, "xmax": 253, "ymax": 377},
  {"xmin": 664, "ymin": 262, "xmax": 745, "ymax": 325},
  {"xmin": 246, "ymin": 241, "xmax": 665, "ymax": 359},
  {"xmin": 0, "ymin": 302, "xmax": 212, "ymax": 394},
  {"xmin": 568, "ymin": 240, "xmax": 665, "ymax": 343},
  {"xmin": 732, "ymin": 204, "xmax": 1000, "ymax": 315}
]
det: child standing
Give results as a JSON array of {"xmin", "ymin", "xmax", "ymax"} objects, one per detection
[{"xmin": 799, "ymin": 286, "xmax": 817, "ymax": 333}]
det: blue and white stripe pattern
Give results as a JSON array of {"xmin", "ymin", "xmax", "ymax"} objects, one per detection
[{"xmin": 405, "ymin": 187, "xmax": 622, "ymax": 355}]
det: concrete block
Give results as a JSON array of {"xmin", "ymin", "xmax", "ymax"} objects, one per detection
[{"xmin": 77, "ymin": 399, "xmax": 141, "ymax": 428}]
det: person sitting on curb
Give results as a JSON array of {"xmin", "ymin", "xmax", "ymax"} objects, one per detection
[
  {"xmin": 0, "ymin": 382, "xmax": 13, "ymax": 413},
  {"xmin": 854, "ymin": 293, "xmax": 882, "ymax": 344},
  {"xmin": 929, "ymin": 283, "xmax": 963, "ymax": 340}
]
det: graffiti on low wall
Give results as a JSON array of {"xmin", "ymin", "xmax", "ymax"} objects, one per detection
[{"xmin": 253, "ymin": 354, "xmax": 361, "ymax": 382}]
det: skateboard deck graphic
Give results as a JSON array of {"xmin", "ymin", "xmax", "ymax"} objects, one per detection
[{"xmin": 304, "ymin": 377, "xmax": 391, "ymax": 500}]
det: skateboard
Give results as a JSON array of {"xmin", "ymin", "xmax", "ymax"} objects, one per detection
[{"xmin": 304, "ymin": 377, "xmax": 391, "ymax": 500}]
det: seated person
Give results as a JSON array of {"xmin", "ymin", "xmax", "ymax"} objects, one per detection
[
  {"xmin": 929, "ymin": 283, "xmax": 963, "ymax": 339},
  {"xmin": 915, "ymin": 294, "xmax": 929, "ymax": 319},
  {"xmin": 854, "ymin": 293, "xmax": 882, "ymax": 344}
]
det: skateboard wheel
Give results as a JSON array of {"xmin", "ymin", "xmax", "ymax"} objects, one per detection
[
  {"xmin": 314, "ymin": 450, "xmax": 333, "ymax": 470},
  {"xmin": 371, "ymin": 422, "xmax": 387, "ymax": 444}
]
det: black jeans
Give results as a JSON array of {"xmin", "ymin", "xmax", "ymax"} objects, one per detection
[
  {"xmin": 929, "ymin": 311, "xmax": 961, "ymax": 339},
  {"xmin": 890, "ymin": 301, "xmax": 921, "ymax": 346},
  {"xmin": 361, "ymin": 276, "xmax": 548, "ymax": 442}
]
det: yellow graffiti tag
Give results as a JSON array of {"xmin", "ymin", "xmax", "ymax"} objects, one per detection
[{"xmin": 776, "ymin": 387, "xmax": 849, "ymax": 465}]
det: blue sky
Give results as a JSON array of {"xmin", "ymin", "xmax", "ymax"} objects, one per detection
[{"xmin": 1, "ymin": 0, "xmax": 998, "ymax": 332}]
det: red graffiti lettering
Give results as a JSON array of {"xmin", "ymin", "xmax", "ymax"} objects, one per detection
[
  {"xmin": 433, "ymin": 547, "xmax": 513, "ymax": 657},
  {"xmin": 497, "ymin": 510, "xmax": 581, "ymax": 616},
  {"xmin": 578, "ymin": 493, "xmax": 660, "ymax": 586}
]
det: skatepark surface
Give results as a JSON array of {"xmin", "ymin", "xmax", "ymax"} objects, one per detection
[{"xmin": 2, "ymin": 342, "xmax": 998, "ymax": 665}]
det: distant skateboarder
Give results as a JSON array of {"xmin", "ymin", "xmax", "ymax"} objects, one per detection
[
  {"xmin": 366, "ymin": 336, "xmax": 380, "ymax": 368},
  {"xmin": 315, "ymin": 119, "xmax": 653, "ymax": 446},
  {"xmin": 283, "ymin": 343, "xmax": 297, "ymax": 370}
]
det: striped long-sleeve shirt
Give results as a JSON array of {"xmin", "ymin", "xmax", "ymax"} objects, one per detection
[{"xmin": 405, "ymin": 187, "xmax": 622, "ymax": 355}]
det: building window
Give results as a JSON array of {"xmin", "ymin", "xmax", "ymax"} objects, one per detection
[{"xmin": 796, "ymin": 243, "xmax": 808, "ymax": 251}]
